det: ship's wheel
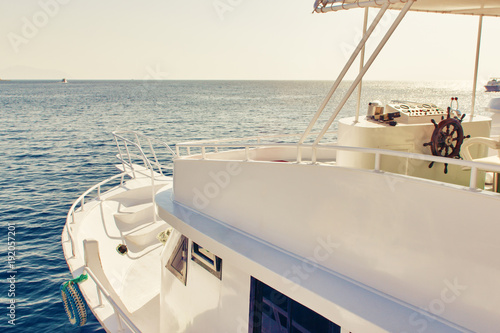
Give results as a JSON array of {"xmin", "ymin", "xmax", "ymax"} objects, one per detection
[{"xmin": 423, "ymin": 108, "xmax": 469, "ymax": 174}]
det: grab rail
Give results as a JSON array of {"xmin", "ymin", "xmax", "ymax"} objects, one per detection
[
  {"xmin": 112, "ymin": 131, "xmax": 177, "ymax": 227},
  {"xmin": 174, "ymin": 142, "xmax": 500, "ymax": 192},
  {"xmin": 113, "ymin": 130, "xmax": 176, "ymax": 178},
  {"xmin": 178, "ymin": 131, "xmax": 337, "ymax": 145},
  {"xmin": 66, "ymin": 131, "xmax": 175, "ymax": 258},
  {"xmin": 176, "ymin": 131, "xmax": 338, "ymax": 157},
  {"xmin": 65, "ymin": 172, "xmax": 127, "ymax": 258}
]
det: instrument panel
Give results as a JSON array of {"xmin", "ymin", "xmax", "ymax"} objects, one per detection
[{"xmin": 385, "ymin": 101, "xmax": 447, "ymax": 124}]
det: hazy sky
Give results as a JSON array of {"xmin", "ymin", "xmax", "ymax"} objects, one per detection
[{"xmin": 1, "ymin": 0, "xmax": 499, "ymax": 81}]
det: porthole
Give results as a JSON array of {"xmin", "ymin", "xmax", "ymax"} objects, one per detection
[{"xmin": 191, "ymin": 242, "xmax": 222, "ymax": 280}]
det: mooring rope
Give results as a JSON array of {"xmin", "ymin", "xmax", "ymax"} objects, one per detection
[{"xmin": 61, "ymin": 273, "xmax": 88, "ymax": 326}]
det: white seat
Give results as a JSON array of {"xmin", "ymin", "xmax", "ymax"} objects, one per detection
[
  {"xmin": 462, "ymin": 137, "xmax": 500, "ymax": 191},
  {"xmin": 462, "ymin": 137, "xmax": 500, "ymax": 164}
]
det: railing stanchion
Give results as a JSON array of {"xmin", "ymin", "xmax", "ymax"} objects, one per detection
[
  {"xmin": 149, "ymin": 139, "xmax": 163, "ymax": 175},
  {"xmin": 114, "ymin": 136, "xmax": 126, "ymax": 175},
  {"xmin": 123, "ymin": 141, "xmax": 136, "ymax": 178},
  {"xmin": 97, "ymin": 286, "xmax": 103, "ymax": 307},
  {"xmin": 470, "ymin": 167, "xmax": 478, "ymax": 190},
  {"xmin": 375, "ymin": 152, "xmax": 381, "ymax": 172},
  {"xmin": 134, "ymin": 132, "xmax": 141, "ymax": 148},
  {"xmin": 67, "ymin": 227, "xmax": 75, "ymax": 258}
]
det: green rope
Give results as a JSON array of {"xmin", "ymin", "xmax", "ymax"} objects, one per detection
[
  {"xmin": 70, "ymin": 273, "xmax": 87, "ymax": 286},
  {"xmin": 61, "ymin": 273, "xmax": 88, "ymax": 292}
]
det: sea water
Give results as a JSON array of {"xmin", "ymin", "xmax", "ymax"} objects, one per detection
[{"xmin": 0, "ymin": 80, "xmax": 495, "ymax": 332}]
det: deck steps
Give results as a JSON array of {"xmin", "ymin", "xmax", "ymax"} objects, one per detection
[
  {"xmin": 106, "ymin": 183, "xmax": 170, "ymax": 251},
  {"xmin": 107, "ymin": 184, "xmax": 167, "ymax": 207},
  {"xmin": 114, "ymin": 204, "xmax": 155, "ymax": 227},
  {"xmin": 124, "ymin": 219, "xmax": 168, "ymax": 251}
]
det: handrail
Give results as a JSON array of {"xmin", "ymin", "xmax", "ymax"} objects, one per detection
[
  {"xmin": 113, "ymin": 130, "xmax": 176, "ymax": 177},
  {"xmin": 177, "ymin": 130, "xmax": 338, "ymax": 146},
  {"xmin": 113, "ymin": 136, "xmax": 157, "ymax": 226},
  {"xmin": 114, "ymin": 130, "xmax": 176, "ymax": 155},
  {"xmin": 112, "ymin": 131, "xmax": 177, "ymax": 228},
  {"xmin": 176, "ymin": 131, "xmax": 338, "ymax": 158},
  {"xmin": 66, "ymin": 131, "xmax": 175, "ymax": 259},
  {"xmin": 84, "ymin": 267, "xmax": 141, "ymax": 333},
  {"xmin": 175, "ymin": 141, "xmax": 500, "ymax": 192},
  {"xmin": 66, "ymin": 172, "xmax": 127, "ymax": 258}
]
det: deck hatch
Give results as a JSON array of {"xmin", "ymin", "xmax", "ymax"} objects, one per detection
[{"xmin": 191, "ymin": 242, "xmax": 222, "ymax": 280}]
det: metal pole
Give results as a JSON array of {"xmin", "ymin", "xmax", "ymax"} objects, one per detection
[
  {"xmin": 298, "ymin": 2, "xmax": 390, "ymax": 146},
  {"xmin": 470, "ymin": 14, "xmax": 483, "ymax": 121},
  {"xmin": 355, "ymin": 7, "xmax": 369, "ymax": 123},
  {"xmin": 114, "ymin": 135, "xmax": 127, "ymax": 175},
  {"xmin": 313, "ymin": 0, "xmax": 415, "ymax": 147}
]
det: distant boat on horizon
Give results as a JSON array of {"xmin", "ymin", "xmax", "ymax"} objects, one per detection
[
  {"xmin": 61, "ymin": 78, "xmax": 68, "ymax": 83},
  {"xmin": 485, "ymin": 78, "xmax": 500, "ymax": 92}
]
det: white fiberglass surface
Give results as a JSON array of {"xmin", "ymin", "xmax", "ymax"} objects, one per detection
[
  {"xmin": 170, "ymin": 158, "xmax": 500, "ymax": 332},
  {"xmin": 77, "ymin": 196, "xmax": 162, "ymax": 310},
  {"xmin": 64, "ymin": 177, "xmax": 172, "ymax": 332}
]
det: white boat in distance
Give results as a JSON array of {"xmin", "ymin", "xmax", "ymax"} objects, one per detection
[
  {"xmin": 62, "ymin": 1, "xmax": 500, "ymax": 332},
  {"xmin": 485, "ymin": 78, "xmax": 500, "ymax": 92}
]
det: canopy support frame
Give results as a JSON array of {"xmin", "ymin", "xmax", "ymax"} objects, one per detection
[
  {"xmin": 309, "ymin": 0, "xmax": 415, "ymax": 163},
  {"xmin": 297, "ymin": 2, "xmax": 390, "ymax": 162},
  {"xmin": 470, "ymin": 14, "xmax": 483, "ymax": 120}
]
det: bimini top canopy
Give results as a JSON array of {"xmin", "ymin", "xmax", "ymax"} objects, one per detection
[{"xmin": 314, "ymin": 0, "xmax": 500, "ymax": 17}]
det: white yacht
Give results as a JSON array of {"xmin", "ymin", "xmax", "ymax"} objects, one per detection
[
  {"xmin": 61, "ymin": 1, "xmax": 500, "ymax": 332},
  {"xmin": 485, "ymin": 78, "xmax": 500, "ymax": 92}
]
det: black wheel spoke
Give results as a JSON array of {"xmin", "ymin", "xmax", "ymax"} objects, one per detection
[{"xmin": 441, "ymin": 146, "xmax": 448, "ymax": 156}]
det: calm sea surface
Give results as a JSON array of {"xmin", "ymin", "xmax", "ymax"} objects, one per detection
[{"xmin": 0, "ymin": 80, "xmax": 495, "ymax": 332}]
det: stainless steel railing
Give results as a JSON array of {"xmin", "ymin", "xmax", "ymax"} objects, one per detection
[
  {"xmin": 113, "ymin": 130, "xmax": 176, "ymax": 178},
  {"xmin": 174, "ymin": 141, "xmax": 500, "ymax": 192},
  {"xmin": 65, "ymin": 172, "xmax": 127, "ymax": 258},
  {"xmin": 66, "ymin": 131, "xmax": 176, "ymax": 258}
]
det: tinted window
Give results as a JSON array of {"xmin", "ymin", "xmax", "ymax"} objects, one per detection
[{"xmin": 249, "ymin": 278, "xmax": 341, "ymax": 333}]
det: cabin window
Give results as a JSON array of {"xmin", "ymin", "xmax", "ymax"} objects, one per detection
[
  {"xmin": 249, "ymin": 278, "xmax": 341, "ymax": 333},
  {"xmin": 191, "ymin": 242, "xmax": 222, "ymax": 280},
  {"xmin": 166, "ymin": 235, "xmax": 188, "ymax": 285}
]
